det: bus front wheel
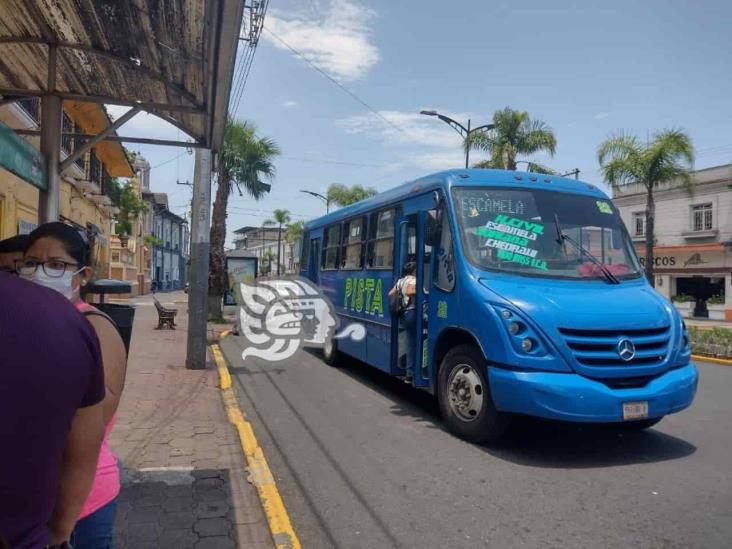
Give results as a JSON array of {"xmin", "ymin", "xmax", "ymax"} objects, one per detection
[{"xmin": 438, "ymin": 345, "xmax": 510, "ymax": 443}]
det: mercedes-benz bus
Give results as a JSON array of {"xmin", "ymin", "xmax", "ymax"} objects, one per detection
[{"xmin": 300, "ymin": 169, "xmax": 698, "ymax": 442}]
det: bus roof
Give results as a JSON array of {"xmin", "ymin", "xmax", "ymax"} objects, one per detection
[{"xmin": 304, "ymin": 168, "xmax": 607, "ymax": 230}]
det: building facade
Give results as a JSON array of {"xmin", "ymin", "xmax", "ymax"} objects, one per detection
[
  {"xmin": 107, "ymin": 157, "xmax": 153, "ymax": 295},
  {"xmin": 144, "ymin": 191, "xmax": 189, "ymax": 291},
  {"xmin": 0, "ymin": 98, "xmax": 133, "ymax": 276},
  {"xmin": 613, "ymin": 164, "xmax": 732, "ymax": 320},
  {"xmin": 232, "ymin": 225, "xmax": 292, "ymax": 274}
]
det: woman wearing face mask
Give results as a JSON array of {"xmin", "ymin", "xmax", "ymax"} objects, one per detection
[{"xmin": 19, "ymin": 222, "xmax": 127, "ymax": 549}]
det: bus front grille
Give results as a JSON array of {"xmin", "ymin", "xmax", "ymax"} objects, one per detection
[{"xmin": 558, "ymin": 326, "xmax": 671, "ymax": 368}]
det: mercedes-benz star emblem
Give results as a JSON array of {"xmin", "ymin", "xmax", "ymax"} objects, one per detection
[{"xmin": 617, "ymin": 338, "xmax": 636, "ymax": 362}]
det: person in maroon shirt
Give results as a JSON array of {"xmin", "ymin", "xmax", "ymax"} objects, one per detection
[{"xmin": 0, "ymin": 272, "xmax": 106, "ymax": 548}]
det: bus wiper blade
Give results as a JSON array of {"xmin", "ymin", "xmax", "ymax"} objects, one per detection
[{"xmin": 561, "ymin": 232, "xmax": 620, "ymax": 285}]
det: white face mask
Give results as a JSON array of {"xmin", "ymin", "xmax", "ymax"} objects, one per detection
[{"xmin": 25, "ymin": 267, "xmax": 83, "ymax": 300}]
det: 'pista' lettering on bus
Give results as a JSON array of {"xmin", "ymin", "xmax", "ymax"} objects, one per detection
[{"xmin": 344, "ymin": 276, "xmax": 384, "ymax": 317}]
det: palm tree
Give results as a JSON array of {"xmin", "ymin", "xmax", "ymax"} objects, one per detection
[
  {"xmin": 261, "ymin": 250, "xmax": 276, "ymax": 275},
  {"xmin": 266, "ymin": 209, "xmax": 291, "ymax": 276},
  {"xmin": 326, "ymin": 183, "xmax": 377, "ymax": 208},
  {"xmin": 285, "ymin": 220, "xmax": 305, "ymax": 272},
  {"xmin": 208, "ymin": 120, "xmax": 280, "ymax": 317},
  {"xmin": 598, "ymin": 129, "xmax": 694, "ymax": 286},
  {"xmin": 470, "ymin": 107, "xmax": 557, "ymax": 171}
]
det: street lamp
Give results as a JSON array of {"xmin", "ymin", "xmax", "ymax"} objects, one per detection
[
  {"xmin": 300, "ymin": 189, "xmax": 331, "ymax": 213},
  {"xmin": 420, "ymin": 110, "xmax": 495, "ymax": 169}
]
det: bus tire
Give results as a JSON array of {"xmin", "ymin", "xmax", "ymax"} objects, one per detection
[
  {"xmin": 437, "ymin": 344, "xmax": 510, "ymax": 443},
  {"xmin": 323, "ymin": 334, "xmax": 340, "ymax": 366}
]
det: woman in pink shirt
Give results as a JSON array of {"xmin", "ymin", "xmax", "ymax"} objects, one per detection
[{"xmin": 19, "ymin": 222, "xmax": 128, "ymax": 549}]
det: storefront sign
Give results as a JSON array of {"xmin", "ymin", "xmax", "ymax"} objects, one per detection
[
  {"xmin": 638, "ymin": 250, "xmax": 728, "ymax": 270},
  {"xmin": 0, "ymin": 121, "xmax": 46, "ymax": 190}
]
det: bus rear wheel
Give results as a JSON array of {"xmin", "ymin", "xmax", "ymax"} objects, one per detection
[
  {"xmin": 437, "ymin": 345, "xmax": 510, "ymax": 443},
  {"xmin": 323, "ymin": 334, "xmax": 340, "ymax": 366}
]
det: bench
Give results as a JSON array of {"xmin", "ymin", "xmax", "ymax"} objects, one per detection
[{"xmin": 154, "ymin": 297, "xmax": 177, "ymax": 330}]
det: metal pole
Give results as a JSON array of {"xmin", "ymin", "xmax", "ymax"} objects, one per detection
[
  {"xmin": 39, "ymin": 45, "xmax": 61, "ymax": 222},
  {"xmin": 465, "ymin": 119, "xmax": 471, "ymax": 169},
  {"xmin": 186, "ymin": 148, "xmax": 212, "ymax": 370}
]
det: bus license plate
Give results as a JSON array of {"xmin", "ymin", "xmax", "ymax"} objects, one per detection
[{"xmin": 623, "ymin": 401, "xmax": 649, "ymax": 420}]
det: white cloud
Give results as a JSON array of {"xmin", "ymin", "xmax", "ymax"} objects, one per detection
[
  {"xmin": 336, "ymin": 108, "xmax": 490, "ymax": 171},
  {"xmin": 264, "ymin": 0, "xmax": 379, "ymax": 81},
  {"xmin": 283, "ymin": 100, "xmax": 298, "ymax": 108},
  {"xmin": 593, "ymin": 112, "xmax": 609, "ymax": 120},
  {"xmin": 336, "ymin": 109, "xmax": 473, "ymax": 149}
]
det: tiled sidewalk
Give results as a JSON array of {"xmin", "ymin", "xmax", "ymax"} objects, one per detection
[{"xmin": 109, "ymin": 292, "xmax": 273, "ymax": 548}]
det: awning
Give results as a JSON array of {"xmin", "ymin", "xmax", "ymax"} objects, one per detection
[
  {"xmin": 0, "ymin": 0, "xmax": 242, "ymax": 151},
  {"xmin": 636, "ymin": 243, "xmax": 727, "ymax": 253}
]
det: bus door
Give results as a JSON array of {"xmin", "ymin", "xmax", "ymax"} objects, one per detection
[{"xmin": 393, "ymin": 209, "xmax": 436, "ymax": 386}]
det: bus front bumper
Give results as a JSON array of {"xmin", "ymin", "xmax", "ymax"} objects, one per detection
[{"xmin": 488, "ymin": 363, "xmax": 698, "ymax": 422}]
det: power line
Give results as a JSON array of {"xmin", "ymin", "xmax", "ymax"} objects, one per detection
[
  {"xmin": 229, "ymin": 0, "xmax": 270, "ymax": 117},
  {"xmin": 151, "ymin": 151, "xmax": 190, "ymax": 169},
  {"xmin": 263, "ymin": 26, "xmax": 406, "ymax": 135}
]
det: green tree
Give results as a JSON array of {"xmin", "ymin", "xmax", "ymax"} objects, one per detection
[
  {"xmin": 285, "ymin": 220, "xmax": 305, "ymax": 272},
  {"xmin": 470, "ymin": 107, "xmax": 557, "ymax": 171},
  {"xmin": 261, "ymin": 250, "xmax": 276, "ymax": 275},
  {"xmin": 598, "ymin": 129, "xmax": 694, "ymax": 285},
  {"xmin": 326, "ymin": 183, "xmax": 377, "ymax": 208},
  {"xmin": 209, "ymin": 120, "xmax": 280, "ymax": 317},
  {"xmin": 266, "ymin": 209, "xmax": 291, "ymax": 276},
  {"xmin": 115, "ymin": 180, "xmax": 148, "ymax": 244}
]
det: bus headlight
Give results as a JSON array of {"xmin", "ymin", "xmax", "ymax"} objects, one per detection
[{"xmin": 492, "ymin": 304, "xmax": 546, "ymax": 356}]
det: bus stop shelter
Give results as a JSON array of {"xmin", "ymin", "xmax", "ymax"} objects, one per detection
[{"xmin": 0, "ymin": 0, "xmax": 245, "ymax": 368}]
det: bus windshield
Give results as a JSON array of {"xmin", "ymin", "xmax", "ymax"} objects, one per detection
[{"xmin": 453, "ymin": 187, "xmax": 643, "ymax": 280}]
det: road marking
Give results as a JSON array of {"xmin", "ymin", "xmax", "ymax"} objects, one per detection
[
  {"xmin": 211, "ymin": 342, "xmax": 301, "ymax": 549},
  {"xmin": 692, "ymin": 353, "xmax": 732, "ymax": 366}
]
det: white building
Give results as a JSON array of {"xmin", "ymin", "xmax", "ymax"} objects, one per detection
[
  {"xmin": 232, "ymin": 225, "xmax": 295, "ymax": 274},
  {"xmin": 613, "ymin": 164, "xmax": 732, "ymax": 320}
]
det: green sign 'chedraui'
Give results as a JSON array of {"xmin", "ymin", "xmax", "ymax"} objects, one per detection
[{"xmin": 0, "ymin": 121, "xmax": 46, "ymax": 190}]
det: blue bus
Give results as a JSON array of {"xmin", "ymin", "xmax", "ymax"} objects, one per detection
[{"xmin": 300, "ymin": 169, "xmax": 698, "ymax": 442}]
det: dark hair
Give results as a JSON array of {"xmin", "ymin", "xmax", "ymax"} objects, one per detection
[
  {"xmin": 402, "ymin": 261, "xmax": 416, "ymax": 276},
  {"xmin": 27, "ymin": 222, "xmax": 91, "ymax": 266},
  {"xmin": 0, "ymin": 234, "xmax": 30, "ymax": 254}
]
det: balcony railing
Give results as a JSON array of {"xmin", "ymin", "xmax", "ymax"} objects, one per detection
[{"xmin": 18, "ymin": 97, "xmax": 40, "ymax": 122}]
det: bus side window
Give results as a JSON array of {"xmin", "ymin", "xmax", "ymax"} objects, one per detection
[
  {"xmin": 433, "ymin": 207, "xmax": 455, "ymax": 291},
  {"xmin": 322, "ymin": 224, "xmax": 341, "ymax": 270},
  {"xmin": 366, "ymin": 209, "xmax": 395, "ymax": 269},
  {"xmin": 341, "ymin": 217, "xmax": 365, "ymax": 269}
]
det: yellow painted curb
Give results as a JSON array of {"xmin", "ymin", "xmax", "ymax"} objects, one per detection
[
  {"xmin": 692, "ymin": 353, "xmax": 732, "ymax": 366},
  {"xmin": 210, "ymin": 344, "xmax": 301, "ymax": 549}
]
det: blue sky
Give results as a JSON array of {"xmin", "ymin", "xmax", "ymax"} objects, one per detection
[{"xmin": 111, "ymin": 0, "xmax": 732, "ymax": 245}]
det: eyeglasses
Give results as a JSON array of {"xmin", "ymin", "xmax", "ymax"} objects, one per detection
[{"xmin": 15, "ymin": 258, "xmax": 79, "ymax": 278}]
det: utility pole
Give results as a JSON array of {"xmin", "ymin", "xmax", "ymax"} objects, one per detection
[{"xmin": 186, "ymin": 149, "xmax": 212, "ymax": 370}]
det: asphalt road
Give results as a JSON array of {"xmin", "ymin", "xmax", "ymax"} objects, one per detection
[{"xmin": 220, "ymin": 336, "xmax": 731, "ymax": 549}]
